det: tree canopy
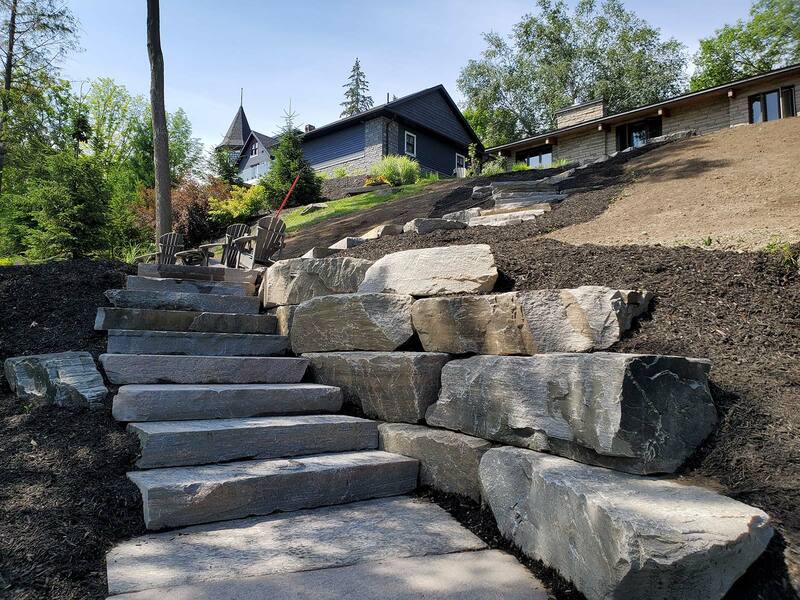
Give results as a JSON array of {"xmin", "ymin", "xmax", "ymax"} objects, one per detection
[{"xmin": 340, "ymin": 58, "xmax": 374, "ymax": 117}]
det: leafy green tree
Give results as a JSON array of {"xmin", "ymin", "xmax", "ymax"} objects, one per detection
[
  {"xmin": 340, "ymin": 58, "xmax": 374, "ymax": 117},
  {"xmin": 690, "ymin": 0, "xmax": 800, "ymax": 90},
  {"xmin": 83, "ymin": 77, "xmax": 144, "ymax": 166},
  {"xmin": 458, "ymin": 0, "xmax": 687, "ymax": 147},
  {"xmin": 24, "ymin": 150, "xmax": 109, "ymax": 258},
  {"xmin": 262, "ymin": 110, "xmax": 321, "ymax": 208},
  {"xmin": 211, "ymin": 147, "xmax": 242, "ymax": 184}
]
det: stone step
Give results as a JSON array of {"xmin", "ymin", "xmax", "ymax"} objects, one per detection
[
  {"xmin": 106, "ymin": 289, "xmax": 260, "ymax": 315},
  {"xmin": 467, "ymin": 211, "xmax": 543, "ymax": 227},
  {"xmin": 108, "ymin": 549, "xmax": 547, "ymax": 599},
  {"xmin": 130, "ymin": 415, "xmax": 379, "ymax": 468},
  {"xmin": 138, "ymin": 263, "xmax": 259, "ymax": 284},
  {"xmin": 106, "ymin": 330, "xmax": 288, "ymax": 357},
  {"xmin": 490, "ymin": 180, "xmax": 557, "ymax": 192},
  {"xmin": 493, "ymin": 194, "xmax": 567, "ymax": 208},
  {"xmin": 106, "ymin": 496, "xmax": 486, "ymax": 595},
  {"xmin": 480, "ymin": 203, "xmax": 552, "ymax": 216},
  {"xmin": 128, "ymin": 450, "xmax": 419, "ymax": 529},
  {"xmin": 95, "ymin": 308, "xmax": 277, "ymax": 334},
  {"xmin": 112, "ymin": 383, "xmax": 342, "ymax": 422},
  {"xmin": 126, "ymin": 275, "xmax": 256, "ymax": 297},
  {"xmin": 100, "ymin": 354, "xmax": 308, "ymax": 385}
]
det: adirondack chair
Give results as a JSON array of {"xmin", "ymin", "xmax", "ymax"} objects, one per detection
[
  {"xmin": 175, "ymin": 223, "xmax": 250, "ymax": 267},
  {"xmin": 233, "ymin": 216, "xmax": 286, "ymax": 269},
  {"xmin": 134, "ymin": 232, "xmax": 185, "ymax": 265}
]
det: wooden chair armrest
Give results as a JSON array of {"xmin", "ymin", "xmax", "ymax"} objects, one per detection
[
  {"xmin": 198, "ymin": 242, "xmax": 223, "ymax": 250},
  {"xmin": 133, "ymin": 251, "xmax": 158, "ymax": 263},
  {"xmin": 233, "ymin": 234, "xmax": 256, "ymax": 249}
]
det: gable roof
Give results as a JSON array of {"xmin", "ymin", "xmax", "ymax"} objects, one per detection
[
  {"xmin": 235, "ymin": 130, "xmax": 280, "ymax": 163},
  {"xmin": 302, "ymin": 85, "xmax": 483, "ymax": 150},
  {"xmin": 217, "ymin": 106, "xmax": 251, "ymax": 150}
]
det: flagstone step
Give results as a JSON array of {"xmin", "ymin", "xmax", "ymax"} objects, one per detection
[
  {"xmin": 106, "ymin": 289, "xmax": 260, "ymax": 315},
  {"xmin": 468, "ymin": 211, "xmax": 544, "ymax": 227},
  {"xmin": 128, "ymin": 450, "xmax": 419, "ymax": 529},
  {"xmin": 100, "ymin": 354, "xmax": 308, "ymax": 385},
  {"xmin": 112, "ymin": 383, "xmax": 342, "ymax": 422},
  {"xmin": 126, "ymin": 275, "xmax": 256, "ymax": 297},
  {"xmin": 95, "ymin": 307, "xmax": 277, "ymax": 334},
  {"xmin": 137, "ymin": 263, "xmax": 259, "ymax": 284},
  {"xmin": 105, "ymin": 496, "xmax": 486, "ymax": 595},
  {"xmin": 107, "ymin": 549, "xmax": 547, "ymax": 599},
  {"xmin": 106, "ymin": 330, "xmax": 288, "ymax": 357},
  {"xmin": 130, "ymin": 415, "xmax": 379, "ymax": 468}
]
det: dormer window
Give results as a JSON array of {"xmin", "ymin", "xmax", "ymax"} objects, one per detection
[{"xmin": 250, "ymin": 142, "xmax": 259, "ymax": 157}]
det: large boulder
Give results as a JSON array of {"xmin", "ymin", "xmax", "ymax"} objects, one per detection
[
  {"xmin": 402, "ymin": 218, "xmax": 467, "ymax": 235},
  {"xmin": 261, "ymin": 257, "xmax": 373, "ymax": 307},
  {"xmin": 361, "ymin": 223, "xmax": 403, "ymax": 240},
  {"xmin": 305, "ymin": 352, "xmax": 451, "ymax": 423},
  {"xmin": 426, "ymin": 353, "xmax": 717, "ymax": 474},
  {"xmin": 379, "ymin": 423, "xmax": 491, "ymax": 500},
  {"xmin": 480, "ymin": 447, "xmax": 773, "ymax": 600},
  {"xmin": 4, "ymin": 351, "xmax": 107, "ymax": 409},
  {"xmin": 411, "ymin": 287, "xmax": 652, "ymax": 354},
  {"xmin": 358, "ymin": 245, "xmax": 498, "ymax": 297},
  {"xmin": 291, "ymin": 294, "xmax": 414, "ymax": 353}
]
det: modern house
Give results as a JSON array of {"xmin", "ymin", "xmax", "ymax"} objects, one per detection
[
  {"xmin": 217, "ymin": 85, "xmax": 483, "ymax": 183},
  {"xmin": 487, "ymin": 63, "xmax": 800, "ymax": 166}
]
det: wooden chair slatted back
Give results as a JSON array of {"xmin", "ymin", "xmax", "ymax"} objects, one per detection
[
  {"xmin": 253, "ymin": 216, "xmax": 286, "ymax": 265},
  {"xmin": 221, "ymin": 223, "xmax": 250, "ymax": 267},
  {"xmin": 158, "ymin": 232, "xmax": 184, "ymax": 265}
]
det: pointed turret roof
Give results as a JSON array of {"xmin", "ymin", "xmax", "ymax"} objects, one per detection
[{"xmin": 217, "ymin": 105, "xmax": 251, "ymax": 150}]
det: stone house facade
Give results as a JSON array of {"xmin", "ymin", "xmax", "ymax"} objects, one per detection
[{"xmin": 488, "ymin": 63, "xmax": 800, "ymax": 166}]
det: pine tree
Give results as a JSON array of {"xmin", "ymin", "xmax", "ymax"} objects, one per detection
[{"xmin": 340, "ymin": 58, "xmax": 374, "ymax": 117}]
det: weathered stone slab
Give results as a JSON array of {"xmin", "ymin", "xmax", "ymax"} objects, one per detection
[
  {"xmin": 471, "ymin": 185, "xmax": 493, "ymax": 199},
  {"xmin": 329, "ymin": 236, "xmax": 366, "ymax": 249},
  {"xmin": 112, "ymin": 383, "xmax": 342, "ymax": 422},
  {"xmin": 100, "ymin": 354, "xmax": 308, "ymax": 385},
  {"xmin": 358, "ymin": 245, "xmax": 498, "ymax": 297},
  {"xmin": 361, "ymin": 223, "xmax": 403, "ymax": 239},
  {"xmin": 137, "ymin": 263, "xmax": 258, "ymax": 284},
  {"xmin": 300, "ymin": 202, "xmax": 328, "ymax": 214},
  {"xmin": 106, "ymin": 330, "xmax": 288, "ymax": 357},
  {"xmin": 128, "ymin": 450, "xmax": 419, "ymax": 529},
  {"xmin": 379, "ymin": 423, "xmax": 491, "ymax": 500},
  {"xmin": 301, "ymin": 247, "xmax": 339, "ymax": 258},
  {"xmin": 441, "ymin": 207, "xmax": 482, "ymax": 223},
  {"xmin": 106, "ymin": 289, "xmax": 260, "ymax": 315},
  {"xmin": 106, "ymin": 497, "xmax": 486, "ymax": 595},
  {"xmin": 4, "ymin": 352, "xmax": 107, "ymax": 409},
  {"xmin": 110, "ymin": 550, "xmax": 546, "ymax": 600},
  {"xmin": 95, "ymin": 307, "xmax": 277, "ymax": 334},
  {"xmin": 402, "ymin": 218, "xmax": 467, "ymax": 235},
  {"xmin": 490, "ymin": 180, "xmax": 556, "ymax": 193},
  {"xmin": 131, "ymin": 415, "xmax": 378, "ymax": 468},
  {"xmin": 411, "ymin": 286, "xmax": 652, "ymax": 355},
  {"xmin": 426, "ymin": 353, "xmax": 716, "ymax": 474},
  {"xmin": 467, "ymin": 212, "xmax": 542, "ymax": 227},
  {"xmin": 481, "ymin": 203, "xmax": 552, "ymax": 216},
  {"xmin": 126, "ymin": 276, "xmax": 255, "ymax": 296},
  {"xmin": 305, "ymin": 352, "xmax": 451, "ymax": 423},
  {"xmin": 290, "ymin": 293, "xmax": 414, "ymax": 353},
  {"xmin": 480, "ymin": 447, "xmax": 773, "ymax": 600},
  {"xmin": 261, "ymin": 257, "xmax": 373, "ymax": 307}
]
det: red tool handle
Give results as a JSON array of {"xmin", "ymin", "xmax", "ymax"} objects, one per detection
[{"xmin": 274, "ymin": 174, "xmax": 301, "ymax": 220}]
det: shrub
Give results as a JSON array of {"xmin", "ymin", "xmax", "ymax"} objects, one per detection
[
  {"xmin": 208, "ymin": 184, "xmax": 268, "ymax": 225},
  {"xmin": 419, "ymin": 171, "xmax": 440, "ymax": 183},
  {"xmin": 172, "ymin": 177, "xmax": 232, "ymax": 246},
  {"xmin": 365, "ymin": 175, "xmax": 391, "ymax": 187},
  {"xmin": 480, "ymin": 156, "xmax": 508, "ymax": 176},
  {"xmin": 332, "ymin": 166, "xmax": 348, "ymax": 178},
  {"xmin": 262, "ymin": 127, "xmax": 322, "ymax": 207},
  {"xmin": 512, "ymin": 161, "xmax": 530, "ymax": 171},
  {"xmin": 369, "ymin": 155, "xmax": 420, "ymax": 186}
]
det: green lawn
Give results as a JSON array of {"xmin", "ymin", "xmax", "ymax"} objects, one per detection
[{"xmin": 281, "ymin": 179, "xmax": 441, "ymax": 233}]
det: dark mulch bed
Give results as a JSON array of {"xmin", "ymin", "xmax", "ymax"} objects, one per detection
[{"xmin": 0, "ymin": 259, "xmax": 145, "ymax": 600}]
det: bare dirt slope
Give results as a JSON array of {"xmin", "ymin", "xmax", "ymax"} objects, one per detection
[{"xmin": 549, "ymin": 117, "xmax": 800, "ymax": 250}]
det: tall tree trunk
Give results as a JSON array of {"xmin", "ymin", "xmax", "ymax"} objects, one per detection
[
  {"xmin": 0, "ymin": 0, "xmax": 19, "ymax": 195},
  {"xmin": 147, "ymin": 0, "xmax": 171, "ymax": 238}
]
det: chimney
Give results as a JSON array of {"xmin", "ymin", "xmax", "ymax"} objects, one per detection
[
  {"xmin": 304, "ymin": 124, "xmax": 316, "ymax": 133},
  {"xmin": 555, "ymin": 99, "xmax": 606, "ymax": 129}
]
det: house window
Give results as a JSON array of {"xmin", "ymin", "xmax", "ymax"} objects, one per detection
[
  {"xmin": 404, "ymin": 132, "xmax": 416, "ymax": 157},
  {"xmin": 250, "ymin": 142, "xmax": 259, "ymax": 157},
  {"xmin": 519, "ymin": 145, "xmax": 552, "ymax": 168},
  {"xmin": 615, "ymin": 117, "xmax": 662, "ymax": 151},
  {"xmin": 455, "ymin": 153, "xmax": 466, "ymax": 169},
  {"xmin": 749, "ymin": 87, "xmax": 795, "ymax": 123}
]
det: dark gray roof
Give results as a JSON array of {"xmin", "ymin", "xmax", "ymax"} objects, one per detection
[
  {"xmin": 217, "ymin": 106, "xmax": 251, "ymax": 150},
  {"xmin": 252, "ymin": 131, "xmax": 279, "ymax": 149}
]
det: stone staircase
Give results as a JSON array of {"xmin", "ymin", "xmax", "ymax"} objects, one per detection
[{"xmin": 99, "ymin": 263, "xmax": 543, "ymax": 598}]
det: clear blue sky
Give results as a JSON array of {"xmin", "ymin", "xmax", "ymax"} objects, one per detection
[{"xmin": 62, "ymin": 0, "xmax": 751, "ymax": 150}]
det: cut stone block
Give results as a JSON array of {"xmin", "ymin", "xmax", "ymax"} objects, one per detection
[
  {"xmin": 300, "ymin": 202, "xmax": 328, "ymax": 214},
  {"xmin": 379, "ymin": 423, "xmax": 491, "ymax": 500},
  {"xmin": 128, "ymin": 450, "xmax": 419, "ymax": 529},
  {"xmin": 361, "ymin": 223, "xmax": 403, "ymax": 239},
  {"xmin": 106, "ymin": 497, "xmax": 486, "ymax": 595},
  {"xmin": 481, "ymin": 203, "xmax": 552, "ymax": 216},
  {"xmin": 481, "ymin": 447, "xmax": 773, "ymax": 600},
  {"xmin": 137, "ymin": 263, "xmax": 259, "ymax": 284},
  {"xmin": 305, "ymin": 352, "xmax": 451, "ymax": 423},
  {"xmin": 358, "ymin": 244, "xmax": 498, "ymax": 297},
  {"xmin": 290, "ymin": 293, "xmax": 414, "ymax": 353},
  {"xmin": 109, "ymin": 550, "xmax": 546, "ymax": 600},
  {"xmin": 426, "ymin": 353, "xmax": 716, "ymax": 474},
  {"xmin": 411, "ymin": 286, "xmax": 652, "ymax": 355},
  {"xmin": 106, "ymin": 330, "xmax": 288, "ymax": 357},
  {"xmin": 131, "ymin": 415, "xmax": 378, "ymax": 468},
  {"xmin": 301, "ymin": 247, "xmax": 339, "ymax": 258},
  {"xmin": 441, "ymin": 207, "xmax": 482, "ymax": 223},
  {"xmin": 112, "ymin": 383, "xmax": 342, "ymax": 422},
  {"xmin": 467, "ymin": 212, "xmax": 542, "ymax": 227},
  {"xmin": 329, "ymin": 236, "xmax": 366, "ymax": 249},
  {"xmin": 99, "ymin": 354, "xmax": 308, "ymax": 385},
  {"xmin": 402, "ymin": 218, "xmax": 467, "ymax": 234},
  {"xmin": 105, "ymin": 289, "xmax": 260, "ymax": 315},
  {"xmin": 126, "ymin": 275, "xmax": 255, "ymax": 296},
  {"xmin": 95, "ymin": 307, "xmax": 277, "ymax": 334},
  {"xmin": 471, "ymin": 185, "xmax": 493, "ymax": 199},
  {"xmin": 261, "ymin": 257, "xmax": 373, "ymax": 306},
  {"xmin": 270, "ymin": 304, "xmax": 296, "ymax": 337},
  {"xmin": 4, "ymin": 351, "xmax": 107, "ymax": 409}
]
